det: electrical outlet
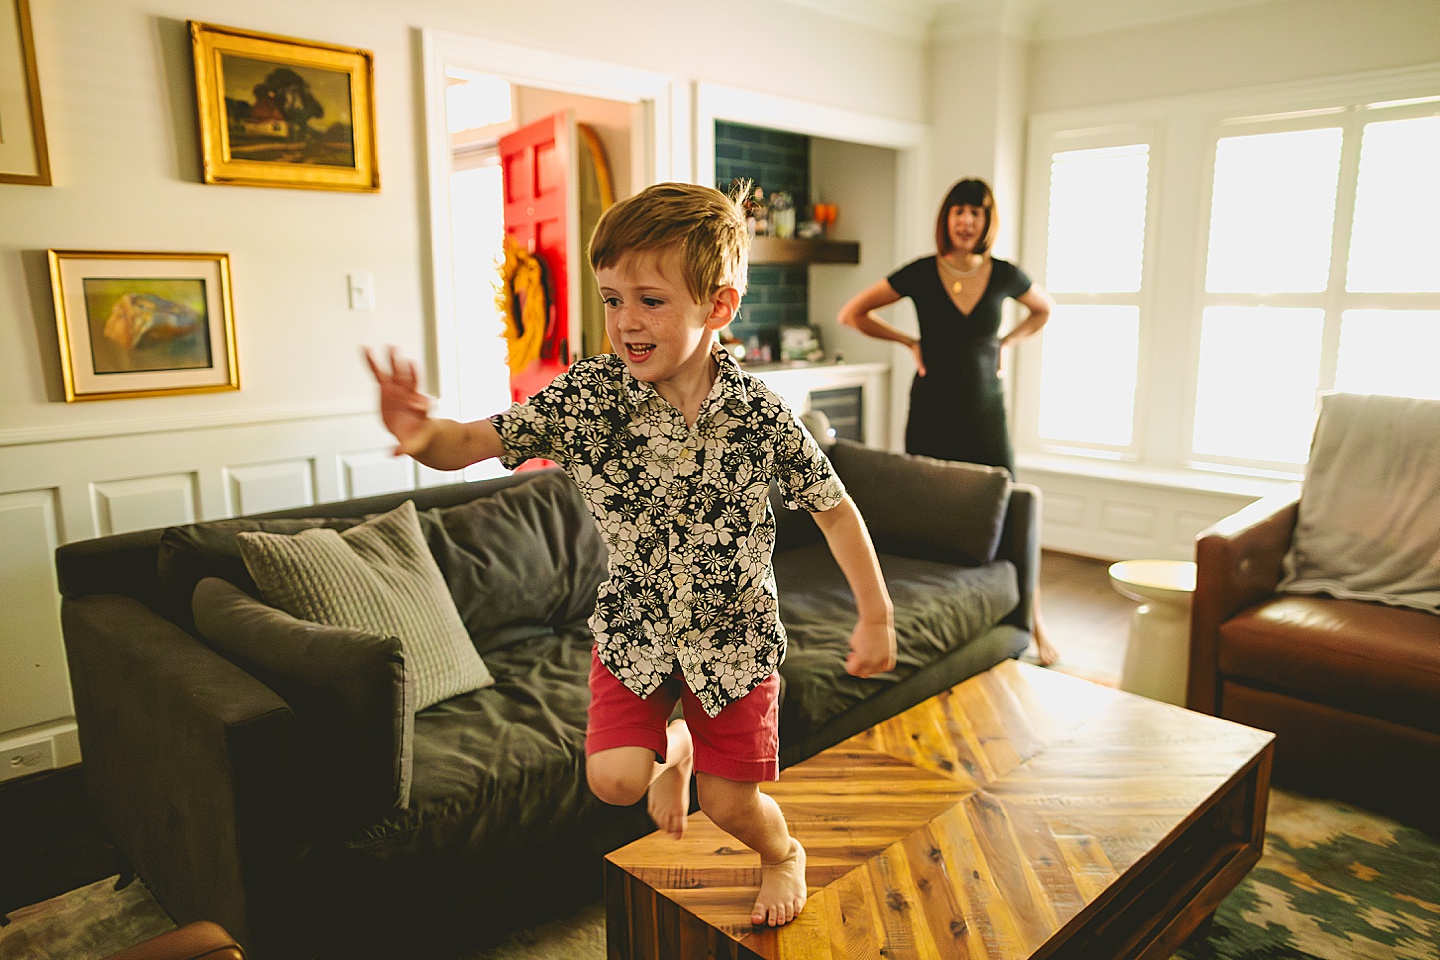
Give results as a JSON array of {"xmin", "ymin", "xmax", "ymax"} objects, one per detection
[{"xmin": 0, "ymin": 740, "xmax": 56, "ymax": 783}]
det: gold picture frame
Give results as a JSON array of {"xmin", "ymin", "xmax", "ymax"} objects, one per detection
[
  {"xmin": 0, "ymin": 0, "xmax": 51, "ymax": 185},
  {"xmin": 190, "ymin": 21, "xmax": 378, "ymax": 192},
  {"xmin": 48, "ymin": 250, "xmax": 239, "ymax": 402}
]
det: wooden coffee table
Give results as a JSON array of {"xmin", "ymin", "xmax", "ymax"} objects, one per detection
[{"xmin": 605, "ymin": 659, "xmax": 1274, "ymax": 959}]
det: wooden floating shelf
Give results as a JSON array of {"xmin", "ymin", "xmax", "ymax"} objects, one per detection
[{"xmin": 749, "ymin": 236, "xmax": 860, "ymax": 265}]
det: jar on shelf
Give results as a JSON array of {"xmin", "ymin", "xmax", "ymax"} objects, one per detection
[{"xmin": 769, "ymin": 191, "xmax": 795, "ymax": 239}]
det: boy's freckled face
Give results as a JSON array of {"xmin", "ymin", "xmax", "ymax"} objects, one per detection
[{"xmin": 597, "ymin": 249, "xmax": 715, "ymax": 386}]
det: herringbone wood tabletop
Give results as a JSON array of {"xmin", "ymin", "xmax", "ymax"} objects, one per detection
[{"xmin": 605, "ymin": 659, "xmax": 1274, "ymax": 960}]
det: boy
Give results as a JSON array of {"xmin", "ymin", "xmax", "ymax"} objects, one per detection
[{"xmin": 366, "ymin": 182, "xmax": 896, "ymax": 928}]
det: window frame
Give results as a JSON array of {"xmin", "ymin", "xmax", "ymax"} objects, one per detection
[{"xmin": 1016, "ymin": 64, "xmax": 1440, "ymax": 485}]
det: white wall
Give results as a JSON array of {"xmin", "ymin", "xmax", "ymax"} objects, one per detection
[
  {"xmin": 1029, "ymin": 0, "xmax": 1440, "ymax": 111},
  {"xmin": 0, "ymin": 0, "xmax": 926, "ymax": 754}
]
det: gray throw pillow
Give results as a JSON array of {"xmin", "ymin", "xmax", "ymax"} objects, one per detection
[
  {"xmin": 192, "ymin": 576, "xmax": 415, "ymax": 820},
  {"xmin": 827, "ymin": 440, "xmax": 1011, "ymax": 566},
  {"xmin": 236, "ymin": 500, "xmax": 493, "ymax": 711}
]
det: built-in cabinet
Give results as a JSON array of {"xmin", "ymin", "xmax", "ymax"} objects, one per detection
[{"xmin": 749, "ymin": 361, "xmax": 890, "ymax": 450}]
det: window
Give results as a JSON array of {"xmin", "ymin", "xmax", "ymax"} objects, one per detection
[
  {"xmin": 1033, "ymin": 141, "xmax": 1150, "ymax": 453},
  {"xmin": 1021, "ymin": 72, "xmax": 1440, "ymax": 478}
]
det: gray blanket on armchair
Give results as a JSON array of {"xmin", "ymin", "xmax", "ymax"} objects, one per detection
[{"xmin": 1279, "ymin": 392, "xmax": 1440, "ymax": 614}]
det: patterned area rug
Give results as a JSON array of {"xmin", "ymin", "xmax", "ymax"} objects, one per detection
[
  {"xmin": 1176, "ymin": 789, "xmax": 1439, "ymax": 960},
  {"xmin": 2, "ymin": 789, "xmax": 1434, "ymax": 959}
]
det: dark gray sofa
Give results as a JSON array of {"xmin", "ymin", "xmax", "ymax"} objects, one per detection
[{"xmin": 56, "ymin": 439, "xmax": 1038, "ymax": 959}]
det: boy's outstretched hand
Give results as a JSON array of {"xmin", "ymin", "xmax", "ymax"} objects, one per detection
[
  {"xmin": 364, "ymin": 346, "xmax": 436, "ymax": 457},
  {"xmin": 844, "ymin": 617, "xmax": 897, "ymax": 678}
]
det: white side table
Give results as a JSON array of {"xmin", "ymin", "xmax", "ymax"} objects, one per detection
[{"xmin": 1108, "ymin": 559, "xmax": 1197, "ymax": 707}]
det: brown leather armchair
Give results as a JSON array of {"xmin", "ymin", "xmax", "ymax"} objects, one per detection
[{"xmin": 1188, "ymin": 489, "xmax": 1440, "ymax": 832}]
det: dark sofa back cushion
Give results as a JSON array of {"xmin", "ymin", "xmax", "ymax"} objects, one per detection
[
  {"xmin": 828, "ymin": 440, "xmax": 1011, "ymax": 567},
  {"xmin": 432, "ymin": 470, "xmax": 608, "ymax": 654},
  {"xmin": 157, "ymin": 516, "xmax": 364, "ymax": 629}
]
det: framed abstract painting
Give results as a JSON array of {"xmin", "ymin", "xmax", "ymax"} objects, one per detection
[
  {"xmin": 48, "ymin": 250, "xmax": 239, "ymax": 401},
  {"xmin": 190, "ymin": 21, "xmax": 378, "ymax": 192}
]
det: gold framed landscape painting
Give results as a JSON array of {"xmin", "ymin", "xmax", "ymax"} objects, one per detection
[
  {"xmin": 0, "ymin": 0, "xmax": 51, "ymax": 185},
  {"xmin": 48, "ymin": 251, "xmax": 239, "ymax": 402},
  {"xmin": 190, "ymin": 21, "xmax": 378, "ymax": 191}
]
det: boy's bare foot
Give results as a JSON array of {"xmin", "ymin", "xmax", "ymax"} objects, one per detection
[
  {"xmin": 648, "ymin": 720, "xmax": 692, "ymax": 839},
  {"xmin": 752, "ymin": 838, "xmax": 807, "ymax": 927}
]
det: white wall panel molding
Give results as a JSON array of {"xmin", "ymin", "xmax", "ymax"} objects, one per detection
[
  {"xmin": 224, "ymin": 460, "xmax": 316, "ymax": 517},
  {"xmin": 341, "ymin": 450, "xmax": 418, "ymax": 501},
  {"xmin": 0, "ymin": 399, "xmax": 373, "ymax": 450},
  {"xmin": 0, "ymin": 489, "xmax": 70, "ymax": 733},
  {"xmin": 1019, "ymin": 466, "xmax": 1282, "ymax": 561},
  {"xmin": 90, "ymin": 474, "xmax": 199, "ymax": 537}
]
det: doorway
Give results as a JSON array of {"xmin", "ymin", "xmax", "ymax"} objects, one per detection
[{"xmin": 420, "ymin": 29, "xmax": 677, "ymax": 478}]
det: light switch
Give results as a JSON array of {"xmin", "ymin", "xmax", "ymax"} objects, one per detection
[{"xmin": 347, "ymin": 271, "xmax": 375, "ymax": 311}]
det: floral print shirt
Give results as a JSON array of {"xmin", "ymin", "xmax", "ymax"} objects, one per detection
[{"xmin": 491, "ymin": 348, "xmax": 846, "ymax": 716}]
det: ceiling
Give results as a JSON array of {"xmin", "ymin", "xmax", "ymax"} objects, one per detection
[{"xmin": 775, "ymin": 0, "xmax": 1279, "ymax": 42}]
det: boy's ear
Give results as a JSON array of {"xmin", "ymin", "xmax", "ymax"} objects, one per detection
[{"xmin": 704, "ymin": 286, "xmax": 741, "ymax": 331}]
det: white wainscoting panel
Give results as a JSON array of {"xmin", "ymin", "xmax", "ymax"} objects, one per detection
[
  {"xmin": 0, "ymin": 490, "xmax": 71, "ymax": 733},
  {"xmin": 1018, "ymin": 462, "xmax": 1285, "ymax": 561},
  {"xmin": 225, "ymin": 460, "xmax": 317, "ymax": 516},
  {"xmin": 0, "ymin": 411, "xmax": 411, "ymax": 753},
  {"xmin": 1043, "ymin": 491, "xmax": 1086, "ymax": 528},
  {"xmin": 90, "ymin": 474, "xmax": 199, "ymax": 536},
  {"xmin": 341, "ymin": 450, "xmax": 418, "ymax": 500}
]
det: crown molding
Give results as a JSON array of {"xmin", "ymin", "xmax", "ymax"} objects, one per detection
[{"xmin": 776, "ymin": 0, "xmax": 1283, "ymax": 43}]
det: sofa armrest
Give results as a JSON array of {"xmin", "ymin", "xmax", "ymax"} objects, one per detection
[
  {"xmin": 996, "ymin": 484, "xmax": 1040, "ymax": 633},
  {"xmin": 1187, "ymin": 488, "xmax": 1300, "ymax": 715},
  {"xmin": 61, "ymin": 594, "xmax": 301, "ymax": 954}
]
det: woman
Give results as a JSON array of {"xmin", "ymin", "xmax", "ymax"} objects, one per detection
[{"xmin": 837, "ymin": 177, "xmax": 1059, "ymax": 665}]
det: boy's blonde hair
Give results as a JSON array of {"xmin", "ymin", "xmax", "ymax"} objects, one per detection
[{"xmin": 588, "ymin": 182, "xmax": 749, "ymax": 303}]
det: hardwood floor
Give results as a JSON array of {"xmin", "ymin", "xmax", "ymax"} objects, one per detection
[
  {"xmin": 1030, "ymin": 551, "xmax": 1132, "ymax": 685},
  {"xmin": 0, "ymin": 550, "xmax": 1133, "ymax": 921}
]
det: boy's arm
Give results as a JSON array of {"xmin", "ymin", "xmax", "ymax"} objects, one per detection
[
  {"xmin": 365, "ymin": 346, "xmax": 505, "ymax": 470},
  {"xmin": 811, "ymin": 494, "xmax": 897, "ymax": 678}
]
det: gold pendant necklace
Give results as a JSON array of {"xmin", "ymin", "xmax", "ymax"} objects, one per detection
[{"xmin": 938, "ymin": 255, "xmax": 984, "ymax": 295}]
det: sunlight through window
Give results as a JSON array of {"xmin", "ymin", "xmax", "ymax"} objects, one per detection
[
  {"xmin": 446, "ymin": 72, "xmax": 513, "ymax": 134},
  {"xmin": 1192, "ymin": 307, "xmax": 1323, "ymax": 463},
  {"xmin": 1045, "ymin": 145, "xmax": 1148, "ymax": 293},
  {"xmin": 1336, "ymin": 310, "xmax": 1440, "ymax": 400},
  {"xmin": 1347, "ymin": 116, "xmax": 1440, "ymax": 293},
  {"xmin": 1205, "ymin": 128, "xmax": 1342, "ymax": 294},
  {"xmin": 1037, "ymin": 305, "xmax": 1140, "ymax": 447}
]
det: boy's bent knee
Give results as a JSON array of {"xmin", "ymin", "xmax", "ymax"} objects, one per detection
[{"xmin": 586, "ymin": 747, "xmax": 656, "ymax": 806}]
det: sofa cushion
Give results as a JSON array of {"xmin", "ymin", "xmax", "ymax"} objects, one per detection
[
  {"xmin": 421, "ymin": 470, "xmax": 609, "ymax": 655},
  {"xmin": 192, "ymin": 576, "xmax": 415, "ymax": 819},
  {"xmin": 827, "ymin": 440, "xmax": 1011, "ymax": 566},
  {"xmin": 1218, "ymin": 595, "xmax": 1440, "ymax": 736},
  {"xmin": 773, "ymin": 542, "xmax": 1019, "ymax": 745},
  {"xmin": 236, "ymin": 501, "xmax": 492, "ymax": 711},
  {"xmin": 157, "ymin": 515, "xmax": 364, "ymax": 629},
  {"xmin": 341, "ymin": 625, "xmax": 634, "ymax": 871}
]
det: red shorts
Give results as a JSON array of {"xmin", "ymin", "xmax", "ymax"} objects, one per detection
[{"xmin": 585, "ymin": 650, "xmax": 781, "ymax": 783}]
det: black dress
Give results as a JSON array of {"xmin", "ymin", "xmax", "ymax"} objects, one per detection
[{"xmin": 887, "ymin": 256, "xmax": 1032, "ymax": 475}]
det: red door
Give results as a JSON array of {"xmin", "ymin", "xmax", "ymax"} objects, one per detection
[{"xmin": 499, "ymin": 110, "xmax": 578, "ymax": 406}]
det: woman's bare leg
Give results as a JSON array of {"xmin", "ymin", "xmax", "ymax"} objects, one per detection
[{"xmin": 1033, "ymin": 589, "xmax": 1060, "ymax": 666}]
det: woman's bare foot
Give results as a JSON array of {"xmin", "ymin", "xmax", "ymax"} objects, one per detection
[
  {"xmin": 752, "ymin": 838, "xmax": 807, "ymax": 927},
  {"xmin": 648, "ymin": 720, "xmax": 693, "ymax": 839},
  {"xmin": 1034, "ymin": 632, "xmax": 1060, "ymax": 667}
]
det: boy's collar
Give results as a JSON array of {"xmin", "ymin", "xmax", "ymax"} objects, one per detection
[{"xmin": 620, "ymin": 345, "xmax": 754, "ymax": 415}]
